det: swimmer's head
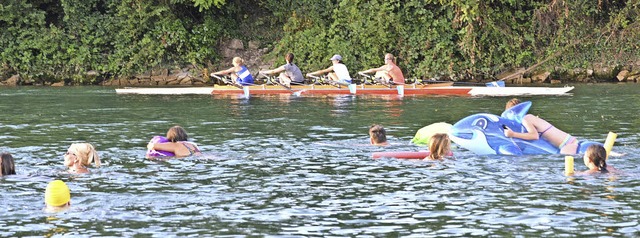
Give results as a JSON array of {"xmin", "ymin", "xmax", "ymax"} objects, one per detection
[
  {"xmin": 66, "ymin": 143, "xmax": 100, "ymax": 167},
  {"xmin": 166, "ymin": 126, "xmax": 189, "ymax": 142},
  {"xmin": 1, "ymin": 153, "xmax": 16, "ymax": 176},
  {"xmin": 584, "ymin": 144, "xmax": 608, "ymax": 173},
  {"xmin": 45, "ymin": 180, "xmax": 70, "ymax": 207},
  {"xmin": 506, "ymin": 98, "xmax": 521, "ymax": 110},
  {"xmin": 369, "ymin": 124, "xmax": 387, "ymax": 145},
  {"xmin": 428, "ymin": 133, "xmax": 451, "ymax": 160}
]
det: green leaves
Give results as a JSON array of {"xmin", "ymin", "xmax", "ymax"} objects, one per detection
[{"xmin": 1, "ymin": 0, "xmax": 638, "ymax": 84}]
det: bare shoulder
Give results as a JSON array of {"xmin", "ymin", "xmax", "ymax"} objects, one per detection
[{"xmin": 524, "ymin": 114, "xmax": 548, "ymax": 124}]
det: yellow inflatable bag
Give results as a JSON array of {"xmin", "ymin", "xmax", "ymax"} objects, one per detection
[{"xmin": 411, "ymin": 122, "xmax": 453, "ymax": 146}]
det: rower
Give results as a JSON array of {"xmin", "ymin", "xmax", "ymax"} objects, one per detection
[
  {"xmin": 306, "ymin": 54, "xmax": 353, "ymax": 87},
  {"xmin": 259, "ymin": 53, "xmax": 305, "ymax": 88},
  {"xmin": 210, "ymin": 57, "xmax": 254, "ymax": 87},
  {"xmin": 357, "ymin": 53, "xmax": 405, "ymax": 86}
]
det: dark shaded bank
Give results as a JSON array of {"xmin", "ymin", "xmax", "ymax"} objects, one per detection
[
  {"xmin": 2, "ymin": 42, "xmax": 639, "ymax": 87},
  {"xmin": 1, "ymin": 1, "xmax": 638, "ymax": 86},
  {"xmin": 2, "ymin": 63, "xmax": 639, "ymax": 87}
]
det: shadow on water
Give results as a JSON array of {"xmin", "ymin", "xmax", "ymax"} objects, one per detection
[{"xmin": 0, "ymin": 84, "xmax": 639, "ymax": 236}]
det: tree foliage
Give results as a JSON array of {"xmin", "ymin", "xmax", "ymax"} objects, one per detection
[
  {"xmin": 0, "ymin": 0, "xmax": 638, "ymax": 83},
  {"xmin": 268, "ymin": 0, "xmax": 639, "ymax": 80},
  {"xmin": 1, "ymin": 0, "xmax": 231, "ymax": 83}
]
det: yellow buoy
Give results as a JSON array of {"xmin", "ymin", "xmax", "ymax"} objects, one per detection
[
  {"xmin": 565, "ymin": 156, "xmax": 574, "ymax": 176},
  {"xmin": 603, "ymin": 131, "xmax": 617, "ymax": 160}
]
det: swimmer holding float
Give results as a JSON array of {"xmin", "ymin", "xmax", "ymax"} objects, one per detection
[{"xmin": 565, "ymin": 131, "xmax": 618, "ymax": 176}]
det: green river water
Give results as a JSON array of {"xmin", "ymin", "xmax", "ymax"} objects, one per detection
[{"xmin": 0, "ymin": 83, "xmax": 639, "ymax": 236}]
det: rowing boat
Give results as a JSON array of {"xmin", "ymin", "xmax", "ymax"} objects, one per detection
[
  {"xmin": 463, "ymin": 85, "xmax": 574, "ymax": 96},
  {"xmin": 114, "ymin": 83, "xmax": 574, "ymax": 96}
]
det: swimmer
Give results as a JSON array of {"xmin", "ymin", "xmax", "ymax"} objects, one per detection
[
  {"xmin": 1, "ymin": 152, "xmax": 16, "ymax": 176},
  {"xmin": 425, "ymin": 133, "xmax": 452, "ymax": 160},
  {"xmin": 44, "ymin": 180, "xmax": 71, "ymax": 212},
  {"xmin": 369, "ymin": 124, "xmax": 389, "ymax": 146},
  {"xmin": 64, "ymin": 143, "xmax": 100, "ymax": 174},
  {"xmin": 147, "ymin": 126, "xmax": 201, "ymax": 157},
  {"xmin": 503, "ymin": 98, "xmax": 580, "ymax": 155},
  {"xmin": 578, "ymin": 144, "xmax": 618, "ymax": 175}
]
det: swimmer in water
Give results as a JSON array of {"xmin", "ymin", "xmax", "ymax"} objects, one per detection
[
  {"xmin": 44, "ymin": 180, "xmax": 71, "ymax": 212},
  {"xmin": 369, "ymin": 124, "xmax": 389, "ymax": 146},
  {"xmin": 577, "ymin": 144, "xmax": 618, "ymax": 175}
]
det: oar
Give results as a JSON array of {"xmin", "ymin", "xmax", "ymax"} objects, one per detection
[
  {"xmin": 419, "ymin": 79, "xmax": 500, "ymax": 86},
  {"xmin": 259, "ymin": 73, "xmax": 304, "ymax": 96},
  {"xmin": 307, "ymin": 75, "xmax": 340, "ymax": 88},
  {"xmin": 210, "ymin": 74, "xmax": 250, "ymax": 97},
  {"xmin": 358, "ymin": 72, "xmax": 405, "ymax": 95},
  {"xmin": 307, "ymin": 74, "xmax": 357, "ymax": 94},
  {"xmin": 422, "ymin": 82, "xmax": 454, "ymax": 87},
  {"xmin": 210, "ymin": 74, "xmax": 242, "ymax": 89},
  {"xmin": 358, "ymin": 72, "xmax": 391, "ymax": 88}
]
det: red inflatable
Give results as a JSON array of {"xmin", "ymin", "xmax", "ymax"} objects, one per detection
[
  {"xmin": 372, "ymin": 151, "xmax": 430, "ymax": 159},
  {"xmin": 372, "ymin": 151, "xmax": 453, "ymax": 159}
]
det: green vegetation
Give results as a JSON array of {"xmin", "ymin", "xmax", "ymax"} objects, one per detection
[{"xmin": 1, "ymin": 0, "xmax": 638, "ymax": 84}]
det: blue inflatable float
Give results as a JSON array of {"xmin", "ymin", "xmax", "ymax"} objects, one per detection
[{"xmin": 449, "ymin": 101, "xmax": 601, "ymax": 155}]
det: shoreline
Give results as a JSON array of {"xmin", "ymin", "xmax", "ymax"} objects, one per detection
[{"xmin": 1, "ymin": 63, "xmax": 638, "ymax": 87}]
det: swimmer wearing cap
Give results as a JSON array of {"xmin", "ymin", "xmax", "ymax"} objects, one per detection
[{"xmin": 44, "ymin": 180, "xmax": 71, "ymax": 212}]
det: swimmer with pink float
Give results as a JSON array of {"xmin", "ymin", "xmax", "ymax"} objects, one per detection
[{"xmin": 146, "ymin": 126, "xmax": 201, "ymax": 158}]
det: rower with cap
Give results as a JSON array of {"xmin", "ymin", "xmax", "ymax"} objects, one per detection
[{"xmin": 306, "ymin": 54, "xmax": 352, "ymax": 86}]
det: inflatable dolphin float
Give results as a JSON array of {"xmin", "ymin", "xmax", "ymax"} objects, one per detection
[{"xmin": 448, "ymin": 101, "xmax": 600, "ymax": 155}]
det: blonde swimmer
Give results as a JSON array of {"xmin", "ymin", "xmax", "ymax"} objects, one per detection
[
  {"xmin": 424, "ymin": 133, "xmax": 453, "ymax": 160},
  {"xmin": 64, "ymin": 143, "xmax": 100, "ymax": 174}
]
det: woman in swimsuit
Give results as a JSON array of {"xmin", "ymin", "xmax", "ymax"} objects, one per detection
[
  {"xmin": 147, "ymin": 126, "xmax": 201, "ymax": 157},
  {"xmin": 503, "ymin": 98, "xmax": 579, "ymax": 155}
]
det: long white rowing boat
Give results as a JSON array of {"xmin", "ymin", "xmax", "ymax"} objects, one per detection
[
  {"xmin": 114, "ymin": 84, "xmax": 574, "ymax": 96},
  {"xmin": 464, "ymin": 86, "xmax": 574, "ymax": 96}
]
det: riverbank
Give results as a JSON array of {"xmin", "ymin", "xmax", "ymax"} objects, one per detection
[
  {"xmin": 2, "ymin": 66, "xmax": 637, "ymax": 87},
  {"xmin": 1, "ymin": 37, "xmax": 639, "ymax": 87}
]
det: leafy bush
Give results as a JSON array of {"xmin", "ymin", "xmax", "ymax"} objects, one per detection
[{"xmin": 0, "ymin": 0, "xmax": 638, "ymax": 84}]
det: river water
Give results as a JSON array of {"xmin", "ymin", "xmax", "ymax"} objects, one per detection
[{"xmin": 1, "ymin": 84, "xmax": 639, "ymax": 236}]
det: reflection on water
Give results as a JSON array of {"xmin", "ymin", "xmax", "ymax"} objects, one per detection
[{"xmin": 0, "ymin": 84, "xmax": 639, "ymax": 236}]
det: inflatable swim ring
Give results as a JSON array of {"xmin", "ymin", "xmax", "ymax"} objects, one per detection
[
  {"xmin": 372, "ymin": 151, "xmax": 454, "ymax": 159},
  {"xmin": 146, "ymin": 136, "xmax": 175, "ymax": 157}
]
